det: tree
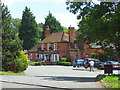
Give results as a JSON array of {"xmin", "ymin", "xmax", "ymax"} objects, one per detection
[
  {"xmin": 66, "ymin": 2, "xmax": 120, "ymax": 61},
  {"xmin": 1, "ymin": 3, "xmax": 23, "ymax": 71},
  {"xmin": 37, "ymin": 23, "xmax": 43, "ymax": 41},
  {"xmin": 19, "ymin": 6, "xmax": 38, "ymax": 50},
  {"xmin": 41, "ymin": 12, "xmax": 63, "ymax": 39},
  {"xmin": 11, "ymin": 18, "xmax": 21, "ymax": 34}
]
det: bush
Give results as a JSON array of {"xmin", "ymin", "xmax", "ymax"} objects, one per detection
[
  {"xmin": 35, "ymin": 59, "xmax": 39, "ymax": 62},
  {"xmin": 60, "ymin": 57, "xmax": 67, "ymax": 62},
  {"xmin": 29, "ymin": 62, "xmax": 41, "ymax": 66},
  {"xmin": 60, "ymin": 57, "xmax": 71, "ymax": 62},
  {"xmin": 15, "ymin": 51, "xmax": 29, "ymax": 73},
  {"xmin": 57, "ymin": 61, "xmax": 71, "ymax": 66}
]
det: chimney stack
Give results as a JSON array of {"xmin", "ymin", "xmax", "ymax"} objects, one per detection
[
  {"xmin": 69, "ymin": 26, "xmax": 75, "ymax": 42},
  {"xmin": 45, "ymin": 25, "xmax": 50, "ymax": 37}
]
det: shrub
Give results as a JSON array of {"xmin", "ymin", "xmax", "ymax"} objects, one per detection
[
  {"xmin": 66, "ymin": 58, "xmax": 71, "ymax": 62},
  {"xmin": 15, "ymin": 51, "xmax": 29, "ymax": 73},
  {"xmin": 60, "ymin": 57, "xmax": 67, "ymax": 62},
  {"xmin": 35, "ymin": 59, "xmax": 39, "ymax": 62},
  {"xmin": 29, "ymin": 62, "xmax": 41, "ymax": 66},
  {"xmin": 57, "ymin": 61, "xmax": 71, "ymax": 66}
]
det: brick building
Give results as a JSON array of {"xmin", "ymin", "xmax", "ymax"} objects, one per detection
[{"xmin": 28, "ymin": 26, "xmax": 101, "ymax": 64}]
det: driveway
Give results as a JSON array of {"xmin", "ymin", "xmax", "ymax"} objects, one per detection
[{"xmin": 2, "ymin": 65, "xmax": 118, "ymax": 89}]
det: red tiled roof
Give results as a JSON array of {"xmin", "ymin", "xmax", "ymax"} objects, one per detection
[
  {"xmin": 28, "ymin": 44, "xmax": 38, "ymax": 52},
  {"xmin": 40, "ymin": 32, "xmax": 69, "ymax": 43}
]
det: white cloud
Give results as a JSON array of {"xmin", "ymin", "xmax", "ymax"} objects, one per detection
[
  {"xmin": 53, "ymin": 13, "xmax": 79, "ymax": 29},
  {"xmin": 1, "ymin": 0, "xmax": 16, "ymax": 6},
  {"xmin": 1, "ymin": 0, "xmax": 66, "ymax": 6},
  {"xmin": 37, "ymin": 13, "xmax": 79, "ymax": 29}
]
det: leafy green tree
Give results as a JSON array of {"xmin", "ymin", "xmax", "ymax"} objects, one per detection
[
  {"xmin": 41, "ymin": 12, "xmax": 63, "ymax": 39},
  {"xmin": 66, "ymin": 2, "xmax": 120, "ymax": 61},
  {"xmin": 37, "ymin": 23, "xmax": 43, "ymax": 41},
  {"xmin": 19, "ymin": 6, "xmax": 38, "ymax": 50},
  {"xmin": 1, "ymin": 3, "xmax": 23, "ymax": 71},
  {"xmin": 11, "ymin": 18, "xmax": 21, "ymax": 34}
]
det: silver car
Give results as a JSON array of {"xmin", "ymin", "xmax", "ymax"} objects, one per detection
[{"xmin": 98, "ymin": 61, "xmax": 120, "ymax": 69}]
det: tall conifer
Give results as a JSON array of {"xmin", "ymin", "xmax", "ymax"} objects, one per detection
[{"xmin": 19, "ymin": 6, "xmax": 38, "ymax": 50}]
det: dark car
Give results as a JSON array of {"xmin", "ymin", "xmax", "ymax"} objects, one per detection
[
  {"xmin": 98, "ymin": 61, "xmax": 120, "ymax": 69},
  {"xmin": 83, "ymin": 58, "xmax": 101, "ymax": 68},
  {"xmin": 73, "ymin": 59, "xmax": 84, "ymax": 68}
]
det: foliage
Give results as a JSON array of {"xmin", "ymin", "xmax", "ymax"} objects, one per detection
[
  {"xmin": 35, "ymin": 59, "xmax": 39, "ymax": 62},
  {"xmin": 97, "ymin": 74, "xmax": 120, "ymax": 88},
  {"xmin": 1, "ymin": 3, "xmax": 23, "ymax": 71},
  {"xmin": 15, "ymin": 51, "xmax": 29, "ymax": 73},
  {"xmin": 37, "ymin": 23, "xmax": 43, "ymax": 42},
  {"xmin": 66, "ymin": 2, "xmax": 120, "ymax": 60},
  {"xmin": 60, "ymin": 57, "xmax": 71, "ymax": 62},
  {"xmin": 41, "ymin": 11, "xmax": 64, "ymax": 39},
  {"xmin": 19, "ymin": 6, "xmax": 39, "ymax": 50},
  {"xmin": 91, "ymin": 49, "xmax": 117, "ymax": 61},
  {"xmin": 0, "ymin": 71, "xmax": 23, "ymax": 75},
  {"xmin": 60, "ymin": 57, "xmax": 67, "ymax": 62},
  {"xmin": 29, "ymin": 62, "xmax": 42, "ymax": 66},
  {"xmin": 66, "ymin": 58, "xmax": 71, "ymax": 62},
  {"xmin": 11, "ymin": 18, "xmax": 21, "ymax": 34},
  {"xmin": 57, "ymin": 61, "xmax": 71, "ymax": 66}
]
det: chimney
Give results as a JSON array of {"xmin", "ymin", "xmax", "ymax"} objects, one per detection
[
  {"xmin": 69, "ymin": 26, "xmax": 75, "ymax": 42},
  {"xmin": 45, "ymin": 25, "xmax": 50, "ymax": 37}
]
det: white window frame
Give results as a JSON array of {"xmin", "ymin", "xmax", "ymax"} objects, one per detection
[
  {"xmin": 53, "ymin": 54, "xmax": 59, "ymax": 61},
  {"xmin": 47, "ymin": 43, "xmax": 50, "ymax": 50},
  {"xmin": 74, "ymin": 43, "xmax": 77, "ymax": 49},
  {"xmin": 35, "ymin": 53, "xmax": 38, "ymax": 59},
  {"xmin": 30, "ymin": 54, "xmax": 32, "ymax": 59},
  {"xmin": 42, "ymin": 44, "xmax": 44, "ymax": 50},
  {"xmin": 54, "ymin": 43, "xmax": 57, "ymax": 51}
]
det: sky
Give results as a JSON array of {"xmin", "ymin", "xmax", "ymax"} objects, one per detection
[{"xmin": 1, "ymin": 0, "xmax": 100, "ymax": 29}]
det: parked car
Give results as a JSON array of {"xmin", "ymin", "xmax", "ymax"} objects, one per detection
[
  {"xmin": 98, "ymin": 61, "xmax": 120, "ymax": 69},
  {"xmin": 83, "ymin": 58, "xmax": 101, "ymax": 68},
  {"xmin": 73, "ymin": 59, "xmax": 84, "ymax": 68}
]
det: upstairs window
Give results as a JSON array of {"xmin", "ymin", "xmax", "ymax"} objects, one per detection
[
  {"xmin": 47, "ymin": 43, "xmax": 50, "ymax": 50},
  {"xmin": 30, "ymin": 54, "xmax": 32, "ymax": 59},
  {"xmin": 54, "ymin": 43, "xmax": 57, "ymax": 51},
  {"xmin": 42, "ymin": 44, "xmax": 44, "ymax": 50},
  {"xmin": 74, "ymin": 43, "xmax": 77, "ymax": 49},
  {"xmin": 35, "ymin": 53, "xmax": 38, "ymax": 59}
]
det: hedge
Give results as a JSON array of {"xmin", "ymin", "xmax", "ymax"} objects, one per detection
[
  {"xmin": 29, "ymin": 62, "xmax": 42, "ymax": 66},
  {"xmin": 57, "ymin": 61, "xmax": 71, "ymax": 66}
]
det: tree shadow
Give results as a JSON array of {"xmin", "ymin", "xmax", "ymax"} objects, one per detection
[{"xmin": 35, "ymin": 76, "xmax": 97, "ymax": 82}]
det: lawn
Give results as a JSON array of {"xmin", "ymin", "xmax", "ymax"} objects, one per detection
[
  {"xmin": 0, "ymin": 71, "xmax": 24, "ymax": 75},
  {"xmin": 97, "ymin": 74, "xmax": 120, "ymax": 88}
]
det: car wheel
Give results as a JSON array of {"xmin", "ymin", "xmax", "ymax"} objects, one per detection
[{"xmin": 73, "ymin": 66, "xmax": 76, "ymax": 68}]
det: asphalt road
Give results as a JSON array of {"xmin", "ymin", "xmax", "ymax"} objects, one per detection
[{"xmin": 1, "ymin": 65, "xmax": 119, "ymax": 89}]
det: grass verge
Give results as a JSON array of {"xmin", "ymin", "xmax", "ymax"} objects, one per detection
[
  {"xmin": 96, "ymin": 74, "xmax": 120, "ymax": 88},
  {"xmin": 0, "ymin": 71, "xmax": 24, "ymax": 75}
]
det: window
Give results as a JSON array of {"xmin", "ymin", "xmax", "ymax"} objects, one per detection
[
  {"xmin": 35, "ymin": 53, "xmax": 38, "ymax": 59},
  {"xmin": 30, "ymin": 54, "xmax": 32, "ymax": 59},
  {"xmin": 54, "ymin": 43, "xmax": 57, "ymax": 51},
  {"xmin": 74, "ymin": 43, "xmax": 77, "ymax": 48},
  {"xmin": 47, "ymin": 43, "xmax": 50, "ymax": 50},
  {"xmin": 42, "ymin": 44, "xmax": 44, "ymax": 50},
  {"xmin": 53, "ymin": 54, "xmax": 59, "ymax": 61}
]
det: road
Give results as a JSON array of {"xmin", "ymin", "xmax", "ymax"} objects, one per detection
[{"xmin": 1, "ymin": 65, "xmax": 119, "ymax": 89}]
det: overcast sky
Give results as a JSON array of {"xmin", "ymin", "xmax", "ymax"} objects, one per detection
[{"xmin": 1, "ymin": 0, "xmax": 100, "ymax": 29}]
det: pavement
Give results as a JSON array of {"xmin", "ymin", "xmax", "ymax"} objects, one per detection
[{"xmin": 0, "ymin": 65, "xmax": 119, "ymax": 89}]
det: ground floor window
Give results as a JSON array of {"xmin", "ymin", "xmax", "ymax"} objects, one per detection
[{"xmin": 39, "ymin": 54, "xmax": 59, "ymax": 62}]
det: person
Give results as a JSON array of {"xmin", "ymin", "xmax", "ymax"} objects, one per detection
[
  {"xmin": 84, "ymin": 60, "xmax": 89, "ymax": 69},
  {"xmin": 89, "ymin": 60, "xmax": 95, "ymax": 72}
]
